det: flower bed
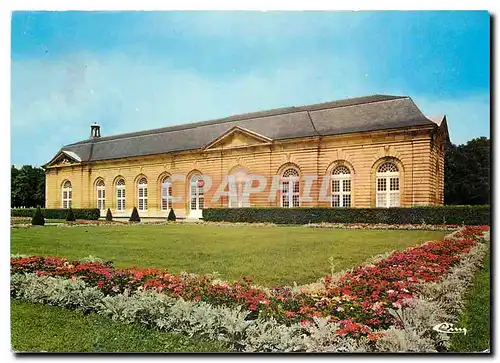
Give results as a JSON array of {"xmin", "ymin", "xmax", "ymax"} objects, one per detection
[
  {"xmin": 10, "ymin": 225, "xmax": 489, "ymax": 342},
  {"xmin": 304, "ymin": 222, "xmax": 462, "ymax": 231}
]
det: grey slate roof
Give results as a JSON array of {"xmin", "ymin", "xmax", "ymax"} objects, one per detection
[{"xmin": 57, "ymin": 94, "xmax": 437, "ymax": 163}]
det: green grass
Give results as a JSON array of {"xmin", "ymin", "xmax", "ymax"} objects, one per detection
[
  {"xmin": 10, "ymin": 224, "xmax": 446, "ymax": 286},
  {"xmin": 10, "ymin": 300, "xmax": 227, "ymax": 353},
  {"xmin": 449, "ymin": 248, "xmax": 490, "ymax": 352}
]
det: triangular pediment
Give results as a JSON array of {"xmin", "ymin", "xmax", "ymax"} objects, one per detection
[
  {"xmin": 45, "ymin": 150, "xmax": 82, "ymax": 168},
  {"xmin": 204, "ymin": 126, "xmax": 273, "ymax": 150}
]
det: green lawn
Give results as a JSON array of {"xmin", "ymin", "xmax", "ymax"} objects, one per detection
[
  {"xmin": 10, "ymin": 300, "xmax": 227, "ymax": 353},
  {"xmin": 10, "ymin": 224, "xmax": 447, "ymax": 286},
  {"xmin": 449, "ymin": 248, "xmax": 490, "ymax": 352}
]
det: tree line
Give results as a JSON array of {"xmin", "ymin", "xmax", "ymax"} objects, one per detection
[{"xmin": 10, "ymin": 137, "xmax": 490, "ymax": 208}]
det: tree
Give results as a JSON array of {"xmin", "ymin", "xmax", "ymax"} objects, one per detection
[
  {"xmin": 130, "ymin": 207, "xmax": 141, "ymax": 222},
  {"xmin": 11, "ymin": 165, "xmax": 20, "ymax": 207},
  {"xmin": 167, "ymin": 208, "xmax": 176, "ymax": 221},
  {"xmin": 31, "ymin": 206, "xmax": 45, "ymax": 226},
  {"xmin": 11, "ymin": 165, "xmax": 45, "ymax": 208},
  {"xmin": 66, "ymin": 208, "xmax": 76, "ymax": 222},
  {"xmin": 106, "ymin": 208, "xmax": 113, "ymax": 221},
  {"xmin": 445, "ymin": 137, "xmax": 490, "ymax": 205}
]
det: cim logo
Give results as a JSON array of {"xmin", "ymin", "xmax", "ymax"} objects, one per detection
[{"xmin": 432, "ymin": 322, "xmax": 467, "ymax": 335}]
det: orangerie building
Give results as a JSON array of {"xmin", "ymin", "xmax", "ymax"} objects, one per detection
[{"xmin": 44, "ymin": 95, "xmax": 449, "ymax": 219}]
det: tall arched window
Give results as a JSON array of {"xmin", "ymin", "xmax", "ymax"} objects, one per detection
[
  {"xmin": 161, "ymin": 176, "xmax": 173, "ymax": 211},
  {"xmin": 228, "ymin": 168, "xmax": 250, "ymax": 208},
  {"xmin": 331, "ymin": 166, "xmax": 351, "ymax": 207},
  {"xmin": 62, "ymin": 181, "xmax": 72, "ymax": 209},
  {"xmin": 281, "ymin": 168, "xmax": 300, "ymax": 208},
  {"xmin": 138, "ymin": 177, "xmax": 148, "ymax": 211},
  {"xmin": 96, "ymin": 179, "xmax": 105, "ymax": 210},
  {"xmin": 376, "ymin": 162, "xmax": 400, "ymax": 208},
  {"xmin": 116, "ymin": 178, "xmax": 126, "ymax": 211},
  {"xmin": 190, "ymin": 174, "xmax": 204, "ymax": 212}
]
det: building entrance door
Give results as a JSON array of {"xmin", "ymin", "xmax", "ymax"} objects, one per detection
[{"xmin": 189, "ymin": 174, "xmax": 204, "ymax": 218}]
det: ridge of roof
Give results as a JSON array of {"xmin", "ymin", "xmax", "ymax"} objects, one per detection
[{"xmin": 64, "ymin": 94, "xmax": 407, "ymax": 147}]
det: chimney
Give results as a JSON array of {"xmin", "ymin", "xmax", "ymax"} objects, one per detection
[{"xmin": 90, "ymin": 122, "xmax": 101, "ymax": 138}]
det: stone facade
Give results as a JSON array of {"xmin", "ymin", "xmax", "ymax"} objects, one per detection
[{"xmin": 44, "ymin": 96, "xmax": 449, "ymax": 218}]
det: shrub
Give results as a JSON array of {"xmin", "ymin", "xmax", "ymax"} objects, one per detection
[
  {"xmin": 31, "ymin": 206, "xmax": 45, "ymax": 226},
  {"xmin": 106, "ymin": 208, "xmax": 113, "ymax": 221},
  {"xmin": 167, "ymin": 208, "xmax": 176, "ymax": 222},
  {"xmin": 65, "ymin": 208, "xmax": 76, "ymax": 222},
  {"xmin": 130, "ymin": 207, "xmax": 141, "ymax": 222},
  {"xmin": 12, "ymin": 208, "xmax": 100, "ymax": 220},
  {"xmin": 203, "ymin": 205, "xmax": 490, "ymax": 226}
]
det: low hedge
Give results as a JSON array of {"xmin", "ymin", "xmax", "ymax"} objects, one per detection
[
  {"xmin": 11, "ymin": 208, "xmax": 100, "ymax": 220},
  {"xmin": 203, "ymin": 205, "xmax": 490, "ymax": 226}
]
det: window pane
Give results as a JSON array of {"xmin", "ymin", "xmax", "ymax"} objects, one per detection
[
  {"xmin": 390, "ymin": 177, "xmax": 399, "ymax": 191},
  {"xmin": 191, "ymin": 198, "xmax": 197, "ymax": 210},
  {"xmin": 343, "ymin": 194, "xmax": 351, "ymax": 207},
  {"xmin": 377, "ymin": 178, "xmax": 387, "ymax": 191},
  {"xmin": 332, "ymin": 180, "xmax": 340, "ymax": 193},
  {"xmin": 282, "ymin": 181, "xmax": 289, "ymax": 193},
  {"xmin": 389, "ymin": 192, "xmax": 400, "ymax": 207},
  {"xmin": 199, "ymin": 197, "xmax": 204, "ymax": 209},
  {"xmin": 293, "ymin": 181, "xmax": 300, "ymax": 194},
  {"xmin": 343, "ymin": 179, "xmax": 351, "ymax": 192},
  {"xmin": 292, "ymin": 195, "xmax": 299, "ymax": 207},
  {"xmin": 377, "ymin": 193, "xmax": 387, "ymax": 208},
  {"xmin": 282, "ymin": 195, "xmax": 289, "ymax": 208},
  {"xmin": 332, "ymin": 195, "xmax": 340, "ymax": 207}
]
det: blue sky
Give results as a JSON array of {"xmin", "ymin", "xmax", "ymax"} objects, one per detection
[{"xmin": 11, "ymin": 11, "xmax": 490, "ymax": 166}]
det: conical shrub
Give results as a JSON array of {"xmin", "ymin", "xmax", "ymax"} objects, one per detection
[
  {"xmin": 106, "ymin": 208, "xmax": 113, "ymax": 221},
  {"xmin": 31, "ymin": 206, "xmax": 45, "ymax": 226},
  {"xmin": 66, "ymin": 208, "xmax": 76, "ymax": 222},
  {"xmin": 167, "ymin": 208, "xmax": 176, "ymax": 221},
  {"xmin": 129, "ymin": 207, "xmax": 141, "ymax": 222}
]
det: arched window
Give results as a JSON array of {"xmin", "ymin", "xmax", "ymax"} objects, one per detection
[
  {"xmin": 190, "ymin": 174, "xmax": 204, "ymax": 211},
  {"xmin": 228, "ymin": 168, "xmax": 250, "ymax": 208},
  {"xmin": 96, "ymin": 179, "xmax": 105, "ymax": 210},
  {"xmin": 331, "ymin": 166, "xmax": 351, "ymax": 207},
  {"xmin": 62, "ymin": 181, "xmax": 72, "ymax": 209},
  {"xmin": 137, "ymin": 177, "xmax": 148, "ymax": 211},
  {"xmin": 281, "ymin": 168, "xmax": 300, "ymax": 208},
  {"xmin": 161, "ymin": 176, "xmax": 173, "ymax": 211},
  {"xmin": 376, "ymin": 162, "xmax": 400, "ymax": 208},
  {"xmin": 116, "ymin": 178, "xmax": 126, "ymax": 211}
]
